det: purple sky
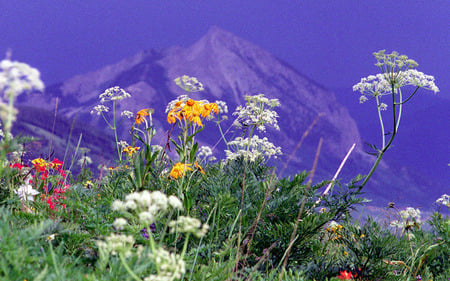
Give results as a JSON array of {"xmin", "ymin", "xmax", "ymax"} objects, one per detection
[{"xmin": 1, "ymin": 0, "xmax": 448, "ymax": 96}]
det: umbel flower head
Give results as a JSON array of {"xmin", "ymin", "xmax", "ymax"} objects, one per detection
[
  {"xmin": 353, "ymin": 50, "xmax": 439, "ymax": 102},
  {"xmin": 233, "ymin": 94, "xmax": 280, "ymax": 133},
  {"xmin": 0, "ymin": 58, "xmax": 44, "ymax": 99},
  {"xmin": 174, "ymin": 75, "xmax": 204, "ymax": 93}
]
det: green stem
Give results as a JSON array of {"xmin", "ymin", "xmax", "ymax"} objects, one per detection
[
  {"xmin": 119, "ymin": 254, "xmax": 141, "ymax": 281},
  {"xmin": 112, "ymin": 101, "xmax": 122, "ymax": 162},
  {"xmin": 375, "ymin": 95, "xmax": 386, "ymax": 148}
]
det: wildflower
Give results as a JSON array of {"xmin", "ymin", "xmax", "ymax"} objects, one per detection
[
  {"xmin": 215, "ymin": 100, "xmax": 228, "ymax": 114},
  {"xmin": 194, "ymin": 161, "xmax": 205, "ymax": 174},
  {"xmin": 77, "ymin": 155, "xmax": 92, "ymax": 167},
  {"xmin": 46, "ymin": 234, "xmax": 57, "ymax": 241},
  {"xmin": 168, "ymin": 216, "xmax": 209, "ymax": 238},
  {"xmin": 436, "ymin": 194, "xmax": 450, "ymax": 208},
  {"xmin": 14, "ymin": 181, "xmax": 40, "ymax": 202},
  {"xmin": 337, "ymin": 270, "xmax": 353, "ymax": 280},
  {"xmin": 379, "ymin": 103, "xmax": 388, "ymax": 111},
  {"xmin": 113, "ymin": 218, "xmax": 128, "ymax": 230},
  {"xmin": 170, "ymin": 162, "xmax": 193, "ymax": 179},
  {"xmin": 90, "ymin": 104, "xmax": 109, "ymax": 115},
  {"xmin": 0, "ymin": 58, "xmax": 44, "ymax": 99},
  {"xmin": 134, "ymin": 109, "xmax": 150, "ymax": 125},
  {"xmin": 122, "ymin": 146, "xmax": 140, "ymax": 157},
  {"xmin": 146, "ymin": 247, "xmax": 186, "ymax": 281},
  {"xmin": 98, "ymin": 86, "xmax": 131, "ymax": 103},
  {"xmin": 174, "ymin": 75, "xmax": 204, "ymax": 92},
  {"xmin": 168, "ymin": 195, "xmax": 183, "ymax": 210},
  {"xmin": 84, "ymin": 180, "xmax": 94, "ymax": 189},
  {"xmin": 233, "ymin": 94, "xmax": 280, "ymax": 132},
  {"xmin": 166, "ymin": 95, "xmax": 218, "ymax": 127},
  {"xmin": 141, "ymin": 223, "xmax": 156, "ymax": 239},
  {"xmin": 353, "ymin": 50, "xmax": 439, "ymax": 100},
  {"xmin": 121, "ymin": 110, "xmax": 134, "ymax": 119},
  {"xmin": 225, "ymin": 135, "xmax": 282, "ymax": 162},
  {"xmin": 96, "ymin": 233, "xmax": 135, "ymax": 257}
]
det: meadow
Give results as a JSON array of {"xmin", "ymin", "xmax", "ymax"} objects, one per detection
[{"xmin": 0, "ymin": 51, "xmax": 448, "ymax": 280}]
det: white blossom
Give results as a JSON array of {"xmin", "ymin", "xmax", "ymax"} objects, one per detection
[
  {"xmin": 14, "ymin": 179, "xmax": 39, "ymax": 202},
  {"xmin": 90, "ymin": 104, "xmax": 109, "ymax": 115},
  {"xmin": 98, "ymin": 86, "xmax": 131, "ymax": 103},
  {"xmin": 174, "ymin": 75, "xmax": 204, "ymax": 92},
  {"xmin": 168, "ymin": 216, "xmax": 209, "ymax": 238},
  {"xmin": 225, "ymin": 135, "xmax": 282, "ymax": 162},
  {"xmin": 436, "ymin": 194, "xmax": 450, "ymax": 208},
  {"xmin": 232, "ymin": 94, "xmax": 280, "ymax": 132},
  {"xmin": 113, "ymin": 218, "xmax": 128, "ymax": 230},
  {"xmin": 0, "ymin": 59, "xmax": 44, "ymax": 99},
  {"xmin": 121, "ymin": 110, "xmax": 134, "ymax": 119}
]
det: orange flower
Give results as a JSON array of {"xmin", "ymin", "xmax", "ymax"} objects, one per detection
[
  {"xmin": 166, "ymin": 98, "xmax": 219, "ymax": 127},
  {"xmin": 170, "ymin": 162, "xmax": 192, "ymax": 179},
  {"xmin": 135, "ymin": 109, "xmax": 150, "ymax": 125},
  {"xmin": 194, "ymin": 161, "xmax": 205, "ymax": 174}
]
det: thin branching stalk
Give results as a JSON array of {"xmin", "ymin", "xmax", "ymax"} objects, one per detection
[{"xmin": 278, "ymin": 137, "xmax": 323, "ymax": 281}]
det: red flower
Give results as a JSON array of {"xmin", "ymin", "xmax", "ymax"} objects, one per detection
[{"xmin": 338, "ymin": 270, "xmax": 353, "ymax": 280}]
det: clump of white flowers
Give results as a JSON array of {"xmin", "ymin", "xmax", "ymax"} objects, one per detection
[
  {"xmin": 174, "ymin": 75, "xmax": 204, "ymax": 93},
  {"xmin": 14, "ymin": 175, "xmax": 39, "ymax": 202},
  {"xmin": 225, "ymin": 135, "xmax": 281, "ymax": 162},
  {"xmin": 96, "ymin": 233, "xmax": 135, "ymax": 257},
  {"xmin": 436, "ymin": 194, "xmax": 450, "ymax": 208},
  {"xmin": 0, "ymin": 57, "xmax": 44, "ymax": 134},
  {"xmin": 233, "ymin": 94, "xmax": 280, "ymax": 133},
  {"xmin": 390, "ymin": 207, "xmax": 422, "ymax": 239},
  {"xmin": 104, "ymin": 190, "xmax": 207, "ymax": 281},
  {"xmin": 145, "ymin": 248, "xmax": 186, "ymax": 281},
  {"xmin": 0, "ymin": 58, "xmax": 44, "ymax": 99},
  {"xmin": 90, "ymin": 86, "xmax": 131, "ymax": 115},
  {"xmin": 197, "ymin": 145, "xmax": 216, "ymax": 162},
  {"xmin": 353, "ymin": 50, "xmax": 439, "ymax": 104}
]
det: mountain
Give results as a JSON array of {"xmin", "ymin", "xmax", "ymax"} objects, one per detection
[{"xmin": 15, "ymin": 26, "xmax": 443, "ymax": 211}]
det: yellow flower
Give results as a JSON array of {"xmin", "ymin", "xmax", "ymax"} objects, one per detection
[
  {"xmin": 122, "ymin": 146, "xmax": 140, "ymax": 157},
  {"xmin": 84, "ymin": 180, "xmax": 93, "ymax": 189},
  {"xmin": 194, "ymin": 161, "xmax": 205, "ymax": 174},
  {"xmin": 135, "ymin": 109, "xmax": 150, "ymax": 125},
  {"xmin": 31, "ymin": 158, "xmax": 48, "ymax": 168},
  {"xmin": 170, "ymin": 162, "xmax": 193, "ymax": 179},
  {"xmin": 166, "ymin": 98, "xmax": 219, "ymax": 127}
]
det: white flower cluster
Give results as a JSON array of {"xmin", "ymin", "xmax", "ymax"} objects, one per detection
[
  {"xmin": 225, "ymin": 135, "xmax": 282, "ymax": 162},
  {"xmin": 14, "ymin": 175, "xmax": 39, "ymax": 202},
  {"xmin": 0, "ymin": 59, "xmax": 44, "ymax": 99},
  {"xmin": 121, "ymin": 110, "xmax": 134, "ymax": 119},
  {"xmin": 174, "ymin": 75, "xmax": 204, "ymax": 93},
  {"xmin": 197, "ymin": 146, "xmax": 215, "ymax": 162},
  {"xmin": 390, "ymin": 207, "xmax": 421, "ymax": 238},
  {"xmin": 168, "ymin": 216, "xmax": 209, "ymax": 238},
  {"xmin": 373, "ymin": 50, "xmax": 418, "ymax": 70},
  {"xmin": 436, "ymin": 194, "xmax": 450, "ymax": 208},
  {"xmin": 215, "ymin": 100, "xmax": 228, "ymax": 114},
  {"xmin": 233, "ymin": 94, "xmax": 280, "ymax": 133},
  {"xmin": 77, "ymin": 155, "xmax": 92, "ymax": 167},
  {"xmin": 145, "ymin": 248, "xmax": 186, "ymax": 281},
  {"xmin": 90, "ymin": 86, "xmax": 131, "ymax": 115},
  {"xmin": 112, "ymin": 190, "xmax": 183, "ymax": 225},
  {"xmin": 354, "ymin": 50, "xmax": 439, "ymax": 103},
  {"xmin": 352, "ymin": 74, "xmax": 393, "ymax": 98},
  {"xmin": 96, "ymin": 233, "xmax": 135, "ymax": 257},
  {"xmin": 99, "ymin": 86, "xmax": 131, "ymax": 102}
]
